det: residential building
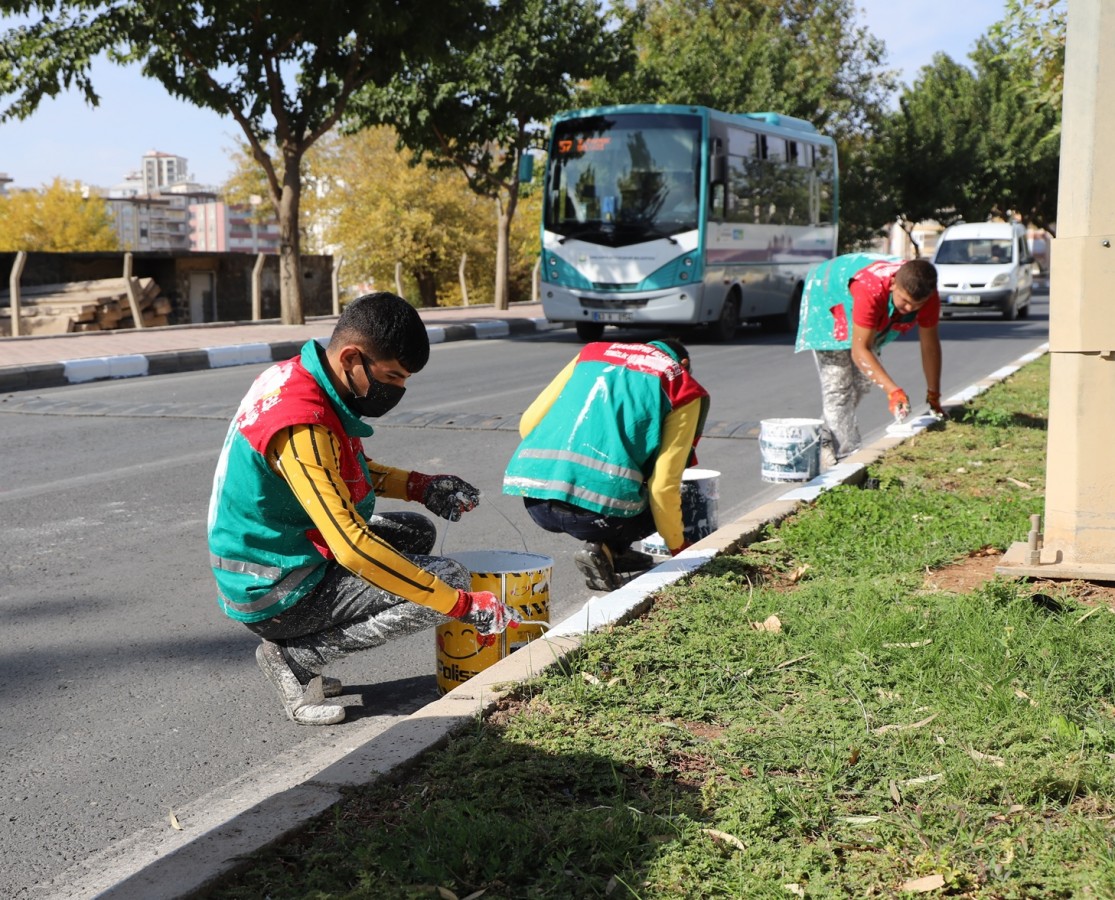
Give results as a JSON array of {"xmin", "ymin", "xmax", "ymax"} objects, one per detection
[{"xmin": 188, "ymin": 199, "xmax": 281, "ymax": 253}]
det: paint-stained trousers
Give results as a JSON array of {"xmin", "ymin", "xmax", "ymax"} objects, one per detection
[
  {"xmin": 244, "ymin": 511, "xmax": 470, "ymax": 679},
  {"xmin": 813, "ymin": 349, "xmax": 874, "ymax": 460}
]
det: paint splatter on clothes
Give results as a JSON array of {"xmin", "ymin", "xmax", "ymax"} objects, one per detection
[{"xmin": 245, "ymin": 512, "xmax": 470, "ymax": 678}]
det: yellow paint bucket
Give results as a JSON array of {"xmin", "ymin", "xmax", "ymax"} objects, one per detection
[{"xmin": 435, "ymin": 550, "xmax": 552, "ymax": 695}]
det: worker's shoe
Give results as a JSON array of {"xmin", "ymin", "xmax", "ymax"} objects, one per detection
[
  {"xmin": 255, "ymin": 641, "xmax": 345, "ymax": 726},
  {"xmin": 820, "ymin": 443, "xmax": 838, "ymax": 470},
  {"xmin": 284, "ymin": 652, "xmax": 343, "ymax": 698},
  {"xmin": 574, "ymin": 542, "xmax": 620, "ymax": 592},
  {"xmin": 613, "ymin": 545, "xmax": 657, "ymax": 574}
]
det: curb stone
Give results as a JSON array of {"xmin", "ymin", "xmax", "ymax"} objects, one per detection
[
  {"xmin": 43, "ymin": 340, "xmax": 1049, "ymax": 899},
  {"xmin": 0, "ymin": 317, "xmax": 564, "ymax": 394}
]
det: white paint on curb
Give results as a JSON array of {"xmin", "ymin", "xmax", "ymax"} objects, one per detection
[
  {"xmin": 205, "ymin": 343, "xmax": 273, "ymax": 368},
  {"xmin": 471, "ymin": 321, "xmax": 511, "ymax": 339},
  {"xmin": 63, "ymin": 354, "xmax": 149, "ymax": 383}
]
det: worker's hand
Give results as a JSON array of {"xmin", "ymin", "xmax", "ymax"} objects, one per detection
[
  {"xmin": 406, "ymin": 472, "xmax": 480, "ymax": 522},
  {"xmin": 888, "ymin": 388, "xmax": 910, "ymax": 422},
  {"xmin": 670, "ymin": 541, "xmax": 692, "ymax": 557},
  {"xmin": 448, "ymin": 590, "xmax": 521, "ymax": 647},
  {"xmin": 926, "ymin": 389, "xmax": 947, "ymax": 419}
]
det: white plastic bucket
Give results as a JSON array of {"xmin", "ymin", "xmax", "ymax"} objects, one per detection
[
  {"xmin": 641, "ymin": 468, "xmax": 721, "ymax": 556},
  {"xmin": 759, "ymin": 418, "xmax": 822, "ymax": 483}
]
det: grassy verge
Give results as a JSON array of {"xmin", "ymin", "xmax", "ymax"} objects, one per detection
[{"xmin": 206, "ymin": 354, "xmax": 1115, "ymax": 899}]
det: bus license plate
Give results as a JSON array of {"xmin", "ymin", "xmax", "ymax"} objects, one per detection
[
  {"xmin": 592, "ymin": 311, "xmax": 634, "ymax": 322},
  {"xmin": 947, "ymin": 294, "xmax": 979, "ymax": 305}
]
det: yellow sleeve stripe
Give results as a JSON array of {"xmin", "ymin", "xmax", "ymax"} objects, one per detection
[{"xmin": 270, "ymin": 424, "xmax": 457, "ymax": 611}]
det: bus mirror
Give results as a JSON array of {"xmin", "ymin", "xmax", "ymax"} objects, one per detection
[
  {"xmin": 709, "ymin": 153, "xmax": 726, "ymax": 186},
  {"xmin": 518, "ymin": 154, "xmax": 535, "ymax": 183}
]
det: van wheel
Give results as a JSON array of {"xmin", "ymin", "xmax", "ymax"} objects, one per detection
[
  {"xmin": 576, "ymin": 321, "xmax": 606, "ymax": 342},
  {"xmin": 708, "ymin": 296, "xmax": 740, "ymax": 342},
  {"xmin": 1001, "ymin": 294, "xmax": 1018, "ymax": 321},
  {"xmin": 1017, "ymin": 299, "xmax": 1031, "ymax": 320}
]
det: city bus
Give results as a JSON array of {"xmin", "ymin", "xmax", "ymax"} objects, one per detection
[{"xmin": 540, "ymin": 104, "xmax": 839, "ymax": 341}]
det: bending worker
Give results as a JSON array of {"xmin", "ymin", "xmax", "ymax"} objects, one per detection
[
  {"xmin": 503, "ymin": 338, "xmax": 710, "ymax": 592},
  {"xmin": 208, "ymin": 293, "xmax": 519, "ymax": 726},
  {"xmin": 795, "ymin": 254, "xmax": 943, "ymax": 465}
]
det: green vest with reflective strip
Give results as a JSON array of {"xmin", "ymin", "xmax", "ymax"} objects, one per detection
[
  {"xmin": 207, "ymin": 341, "xmax": 376, "ymax": 623},
  {"xmin": 503, "ymin": 341, "xmax": 703, "ymax": 517}
]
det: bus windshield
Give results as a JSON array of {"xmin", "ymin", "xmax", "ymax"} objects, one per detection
[{"xmin": 545, "ymin": 112, "xmax": 702, "ymax": 244}]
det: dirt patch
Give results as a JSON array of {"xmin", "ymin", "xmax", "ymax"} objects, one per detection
[{"xmin": 923, "ymin": 546, "xmax": 1115, "ymax": 606}]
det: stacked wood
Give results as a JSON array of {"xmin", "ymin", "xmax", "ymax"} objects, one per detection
[{"xmin": 0, "ymin": 277, "xmax": 171, "ymax": 336}]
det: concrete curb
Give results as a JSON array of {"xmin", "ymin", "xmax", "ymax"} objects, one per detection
[
  {"xmin": 47, "ymin": 341, "xmax": 1050, "ymax": 899},
  {"xmin": 0, "ymin": 317, "xmax": 565, "ymax": 394}
]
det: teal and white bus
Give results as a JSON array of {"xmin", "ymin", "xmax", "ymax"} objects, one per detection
[{"xmin": 540, "ymin": 104, "xmax": 839, "ymax": 341}]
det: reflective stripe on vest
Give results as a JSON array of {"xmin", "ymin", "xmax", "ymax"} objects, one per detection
[{"xmin": 210, "ymin": 553, "xmax": 317, "ymax": 615}]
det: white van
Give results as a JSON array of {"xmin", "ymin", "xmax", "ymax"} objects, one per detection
[{"xmin": 931, "ymin": 221, "xmax": 1034, "ymax": 320}]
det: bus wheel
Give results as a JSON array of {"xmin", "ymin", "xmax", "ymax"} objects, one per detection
[
  {"xmin": 709, "ymin": 296, "xmax": 740, "ymax": 342},
  {"xmin": 764, "ymin": 284, "xmax": 803, "ymax": 333},
  {"xmin": 576, "ymin": 321, "xmax": 606, "ymax": 341}
]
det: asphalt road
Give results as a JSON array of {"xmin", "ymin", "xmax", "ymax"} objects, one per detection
[{"xmin": 0, "ymin": 288, "xmax": 1050, "ymax": 898}]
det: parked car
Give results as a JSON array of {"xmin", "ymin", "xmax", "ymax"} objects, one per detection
[{"xmin": 931, "ymin": 221, "xmax": 1034, "ymax": 320}]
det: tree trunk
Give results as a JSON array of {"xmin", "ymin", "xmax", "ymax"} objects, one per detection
[
  {"xmin": 277, "ymin": 157, "xmax": 305, "ymax": 325},
  {"xmin": 492, "ymin": 173, "xmax": 520, "ymax": 311},
  {"xmin": 416, "ymin": 270, "xmax": 439, "ymax": 307}
]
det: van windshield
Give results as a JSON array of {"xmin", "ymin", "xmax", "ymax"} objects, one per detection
[{"xmin": 936, "ymin": 238, "xmax": 1012, "ymax": 265}]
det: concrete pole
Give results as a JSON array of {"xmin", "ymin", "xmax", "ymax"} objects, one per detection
[
  {"xmin": 331, "ymin": 255, "xmax": 343, "ymax": 316},
  {"xmin": 252, "ymin": 253, "xmax": 265, "ymax": 321},
  {"xmin": 8, "ymin": 250, "xmax": 26, "ymax": 337},
  {"xmin": 122, "ymin": 252, "xmax": 146, "ymax": 329},
  {"xmin": 1000, "ymin": 0, "xmax": 1115, "ymax": 579}
]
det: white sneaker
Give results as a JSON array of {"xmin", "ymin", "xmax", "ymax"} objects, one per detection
[{"xmin": 256, "ymin": 641, "xmax": 345, "ymax": 726}]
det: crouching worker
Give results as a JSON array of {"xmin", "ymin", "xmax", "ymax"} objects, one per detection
[
  {"xmin": 795, "ymin": 254, "xmax": 942, "ymax": 465},
  {"xmin": 503, "ymin": 338, "xmax": 710, "ymax": 592},
  {"xmin": 208, "ymin": 293, "xmax": 520, "ymax": 725}
]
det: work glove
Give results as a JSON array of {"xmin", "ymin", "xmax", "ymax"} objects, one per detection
[
  {"xmin": 888, "ymin": 388, "xmax": 910, "ymax": 422},
  {"xmin": 406, "ymin": 472, "xmax": 480, "ymax": 522},
  {"xmin": 926, "ymin": 389, "xmax": 947, "ymax": 419},
  {"xmin": 447, "ymin": 590, "xmax": 522, "ymax": 648}
]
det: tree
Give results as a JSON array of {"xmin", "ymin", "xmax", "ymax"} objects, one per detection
[
  {"xmin": 869, "ymin": 1, "xmax": 1063, "ymax": 237},
  {"xmin": 350, "ymin": 0, "xmax": 639, "ymax": 309},
  {"xmin": 869, "ymin": 54, "xmax": 984, "ymax": 248},
  {"xmin": 0, "ymin": 177, "xmax": 119, "ymax": 251},
  {"xmin": 321, "ymin": 126, "xmax": 498, "ymax": 308},
  {"xmin": 0, "ymin": 0, "xmax": 485, "ymax": 323}
]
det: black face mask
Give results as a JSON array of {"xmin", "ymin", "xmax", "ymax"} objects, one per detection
[{"xmin": 345, "ymin": 353, "xmax": 406, "ymax": 418}]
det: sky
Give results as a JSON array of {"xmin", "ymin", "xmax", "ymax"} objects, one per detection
[{"xmin": 0, "ymin": 0, "xmax": 1010, "ymax": 192}]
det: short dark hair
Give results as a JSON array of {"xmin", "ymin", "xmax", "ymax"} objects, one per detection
[
  {"xmin": 895, "ymin": 258, "xmax": 937, "ymax": 300},
  {"xmin": 330, "ymin": 292, "xmax": 430, "ymax": 373}
]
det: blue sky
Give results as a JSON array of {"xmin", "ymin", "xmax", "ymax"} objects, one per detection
[{"xmin": 0, "ymin": 0, "xmax": 1010, "ymax": 191}]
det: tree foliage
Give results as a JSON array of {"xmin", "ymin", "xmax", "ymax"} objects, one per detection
[
  {"xmin": 0, "ymin": 178, "xmax": 119, "ymax": 251},
  {"xmin": 870, "ymin": 0, "xmax": 1064, "ymax": 236},
  {"xmin": 317, "ymin": 127, "xmax": 535, "ymax": 308},
  {"xmin": 348, "ymin": 0, "xmax": 638, "ymax": 308},
  {"xmin": 0, "ymin": 0, "xmax": 485, "ymax": 323}
]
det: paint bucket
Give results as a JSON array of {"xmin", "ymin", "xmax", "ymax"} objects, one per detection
[
  {"xmin": 640, "ymin": 468, "xmax": 721, "ymax": 557},
  {"xmin": 759, "ymin": 418, "xmax": 822, "ymax": 483},
  {"xmin": 435, "ymin": 550, "xmax": 552, "ymax": 695}
]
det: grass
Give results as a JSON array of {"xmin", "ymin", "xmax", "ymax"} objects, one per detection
[{"xmin": 204, "ymin": 354, "xmax": 1115, "ymax": 899}]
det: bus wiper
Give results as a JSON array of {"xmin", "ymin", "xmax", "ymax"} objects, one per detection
[
  {"xmin": 629, "ymin": 222, "xmax": 679, "ymax": 245},
  {"xmin": 557, "ymin": 224, "xmax": 607, "ymax": 244}
]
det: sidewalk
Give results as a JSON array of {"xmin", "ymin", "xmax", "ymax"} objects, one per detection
[{"xmin": 0, "ymin": 301, "xmax": 564, "ymax": 392}]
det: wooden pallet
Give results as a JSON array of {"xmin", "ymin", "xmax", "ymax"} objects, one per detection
[{"xmin": 0, "ymin": 277, "xmax": 169, "ymax": 335}]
